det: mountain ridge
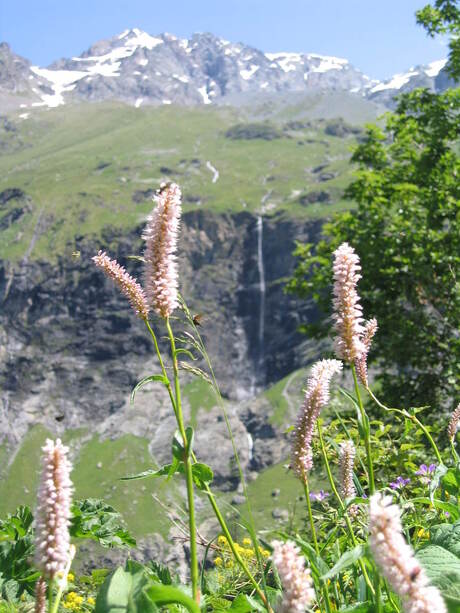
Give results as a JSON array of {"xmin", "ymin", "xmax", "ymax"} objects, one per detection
[{"xmin": 0, "ymin": 29, "xmax": 452, "ymax": 113}]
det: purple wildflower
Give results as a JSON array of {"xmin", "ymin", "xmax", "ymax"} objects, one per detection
[
  {"xmin": 415, "ymin": 464, "xmax": 436, "ymax": 485},
  {"xmin": 390, "ymin": 476, "xmax": 410, "ymax": 490},
  {"xmin": 309, "ymin": 490, "xmax": 329, "ymax": 502}
]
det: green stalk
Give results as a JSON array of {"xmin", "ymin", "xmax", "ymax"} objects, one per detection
[
  {"xmin": 144, "ymin": 320, "xmax": 178, "ymax": 418},
  {"xmin": 317, "ymin": 422, "xmax": 375, "ymax": 597},
  {"xmin": 303, "ymin": 478, "xmax": 333, "ymax": 613},
  {"xmin": 145, "ymin": 318, "xmax": 270, "ymax": 609},
  {"xmin": 351, "ymin": 365, "xmax": 375, "ymax": 495},
  {"xmin": 49, "ymin": 580, "xmax": 63, "ymax": 613},
  {"xmin": 202, "ymin": 484, "xmax": 272, "ymax": 611},
  {"xmin": 178, "ymin": 297, "xmax": 269, "ymax": 601},
  {"xmin": 366, "ymin": 388, "xmax": 443, "ymax": 465},
  {"xmin": 166, "ymin": 317, "xmax": 199, "ymax": 604},
  {"xmin": 303, "ymin": 477, "xmax": 319, "ymax": 554}
]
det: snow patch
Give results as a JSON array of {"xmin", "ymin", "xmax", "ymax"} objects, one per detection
[
  {"xmin": 370, "ymin": 69, "xmax": 419, "ymax": 93},
  {"xmin": 19, "ymin": 113, "xmax": 30, "ymax": 119},
  {"xmin": 162, "ymin": 99, "xmax": 172, "ymax": 105},
  {"xmin": 425, "ymin": 58, "xmax": 447, "ymax": 77},
  {"xmin": 135, "ymin": 98, "xmax": 143, "ymax": 108},
  {"xmin": 173, "ymin": 73, "xmax": 189, "ymax": 83},
  {"xmin": 139, "ymin": 58, "xmax": 149, "ymax": 66},
  {"xmin": 30, "ymin": 66, "xmax": 89, "ymax": 107},
  {"xmin": 260, "ymin": 81, "xmax": 269, "ymax": 89},
  {"xmin": 308, "ymin": 53, "xmax": 348, "ymax": 73},
  {"xmin": 240, "ymin": 64, "xmax": 259, "ymax": 80},
  {"xmin": 266, "ymin": 52, "xmax": 302, "ymax": 72}
]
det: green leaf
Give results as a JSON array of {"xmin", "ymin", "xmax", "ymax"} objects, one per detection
[
  {"xmin": 430, "ymin": 521, "xmax": 460, "ymax": 558},
  {"xmin": 70, "ymin": 499, "xmax": 136, "ymax": 548},
  {"xmin": 185, "ymin": 426, "xmax": 195, "ymax": 457},
  {"xmin": 120, "ymin": 465, "xmax": 176, "ymax": 481},
  {"xmin": 416, "ymin": 545, "xmax": 460, "ymax": 604},
  {"xmin": 442, "ymin": 468, "xmax": 460, "ymax": 497},
  {"xmin": 228, "ymin": 593, "xmax": 265, "ymax": 612},
  {"xmin": 411, "ymin": 497, "xmax": 460, "ymax": 521},
  {"xmin": 191, "ymin": 463, "xmax": 213, "ymax": 490},
  {"xmin": 172, "ymin": 431, "xmax": 185, "ymax": 461},
  {"xmin": 321, "ymin": 545, "xmax": 366, "ymax": 581},
  {"xmin": 174, "ymin": 348, "xmax": 196, "ymax": 361},
  {"xmin": 95, "ymin": 567, "xmax": 133, "ymax": 612},
  {"xmin": 430, "ymin": 463, "xmax": 448, "ymax": 502},
  {"xmin": 144, "ymin": 584, "xmax": 200, "ymax": 612},
  {"xmin": 131, "ymin": 375, "xmax": 168, "ymax": 404}
]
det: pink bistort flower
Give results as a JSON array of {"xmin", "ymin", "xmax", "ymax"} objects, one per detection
[
  {"xmin": 143, "ymin": 183, "xmax": 182, "ymax": 319},
  {"xmin": 355, "ymin": 318, "xmax": 378, "ymax": 387},
  {"xmin": 92, "ymin": 250, "xmax": 149, "ymax": 320},
  {"xmin": 448, "ymin": 403, "xmax": 460, "ymax": 442},
  {"xmin": 34, "ymin": 439, "xmax": 73, "ymax": 580},
  {"xmin": 332, "ymin": 242, "xmax": 366, "ymax": 362},
  {"xmin": 369, "ymin": 493, "xmax": 446, "ymax": 613},
  {"xmin": 291, "ymin": 359, "xmax": 342, "ymax": 480},
  {"xmin": 272, "ymin": 540, "xmax": 315, "ymax": 612}
]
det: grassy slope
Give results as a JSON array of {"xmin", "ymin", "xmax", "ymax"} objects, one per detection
[{"xmin": 0, "ymin": 100, "xmax": 370, "ymax": 261}]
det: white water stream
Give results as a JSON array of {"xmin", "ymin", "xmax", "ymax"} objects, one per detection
[{"xmin": 256, "ymin": 215, "xmax": 266, "ymax": 375}]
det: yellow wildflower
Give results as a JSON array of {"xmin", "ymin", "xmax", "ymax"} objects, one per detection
[
  {"xmin": 87, "ymin": 596, "xmax": 95, "ymax": 605},
  {"xmin": 217, "ymin": 535, "xmax": 227, "ymax": 546},
  {"xmin": 417, "ymin": 528, "xmax": 429, "ymax": 539},
  {"xmin": 214, "ymin": 557, "xmax": 223, "ymax": 567},
  {"xmin": 242, "ymin": 537, "xmax": 252, "ymax": 546},
  {"xmin": 225, "ymin": 559, "xmax": 234, "ymax": 569},
  {"xmin": 67, "ymin": 572, "xmax": 75, "ymax": 582}
]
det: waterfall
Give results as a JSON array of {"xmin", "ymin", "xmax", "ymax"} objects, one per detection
[{"xmin": 256, "ymin": 215, "xmax": 266, "ymax": 377}]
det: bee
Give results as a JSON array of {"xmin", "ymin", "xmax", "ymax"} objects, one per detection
[
  {"xmin": 409, "ymin": 567, "xmax": 422, "ymax": 582},
  {"xmin": 71, "ymin": 250, "xmax": 81, "ymax": 259},
  {"xmin": 192, "ymin": 313, "xmax": 204, "ymax": 327},
  {"xmin": 157, "ymin": 181, "xmax": 173, "ymax": 195}
]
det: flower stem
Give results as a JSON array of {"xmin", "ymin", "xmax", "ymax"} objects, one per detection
[
  {"xmin": 166, "ymin": 317, "xmax": 199, "ymax": 604},
  {"xmin": 144, "ymin": 320, "xmax": 178, "ymax": 417},
  {"xmin": 351, "ymin": 365, "xmax": 375, "ymax": 495},
  {"xmin": 303, "ymin": 478, "xmax": 319, "ymax": 554},
  {"xmin": 317, "ymin": 421, "xmax": 375, "ymax": 597},
  {"xmin": 202, "ymin": 483, "xmax": 272, "ymax": 611},
  {"xmin": 366, "ymin": 388, "xmax": 443, "ymax": 465}
]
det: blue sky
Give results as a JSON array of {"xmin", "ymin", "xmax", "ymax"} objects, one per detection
[{"xmin": 1, "ymin": 0, "xmax": 447, "ymax": 80}]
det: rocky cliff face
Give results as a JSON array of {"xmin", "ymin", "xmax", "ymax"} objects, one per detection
[{"xmin": 0, "ymin": 199, "xmax": 321, "ymax": 486}]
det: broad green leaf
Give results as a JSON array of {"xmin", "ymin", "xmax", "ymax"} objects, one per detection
[
  {"xmin": 321, "ymin": 545, "xmax": 366, "ymax": 581},
  {"xmin": 191, "ymin": 463, "xmax": 213, "ymax": 490},
  {"xmin": 131, "ymin": 375, "xmax": 168, "ymax": 404},
  {"xmin": 228, "ymin": 593, "xmax": 265, "ymax": 612},
  {"xmin": 416, "ymin": 545, "xmax": 460, "ymax": 604},
  {"xmin": 430, "ymin": 521, "xmax": 460, "ymax": 558},
  {"xmin": 144, "ymin": 584, "xmax": 200, "ymax": 612},
  {"xmin": 95, "ymin": 567, "xmax": 133, "ymax": 612},
  {"xmin": 442, "ymin": 468, "xmax": 460, "ymax": 497}
]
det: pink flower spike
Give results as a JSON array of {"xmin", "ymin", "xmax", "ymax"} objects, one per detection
[
  {"xmin": 355, "ymin": 318, "xmax": 378, "ymax": 387},
  {"xmin": 92, "ymin": 251, "xmax": 149, "ymax": 320},
  {"xmin": 143, "ymin": 183, "xmax": 182, "ymax": 319},
  {"xmin": 272, "ymin": 540, "xmax": 315, "ymax": 612},
  {"xmin": 332, "ymin": 242, "xmax": 366, "ymax": 362},
  {"xmin": 369, "ymin": 493, "xmax": 446, "ymax": 613},
  {"xmin": 448, "ymin": 403, "xmax": 460, "ymax": 442},
  {"xmin": 339, "ymin": 440, "xmax": 358, "ymax": 515},
  {"xmin": 34, "ymin": 439, "xmax": 73, "ymax": 580},
  {"xmin": 291, "ymin": 359, "xmax": 342, "ymax": 480}
]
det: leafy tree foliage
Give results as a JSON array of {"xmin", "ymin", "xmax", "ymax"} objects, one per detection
[{"xmin": 287, "ymin": 4, "xmax": 460, "ymax": 411}]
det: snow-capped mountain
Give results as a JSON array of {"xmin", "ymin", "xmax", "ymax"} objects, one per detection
[{"xmin": 0, "ymin": 29, "xmax": 453, "ymax": 112}]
